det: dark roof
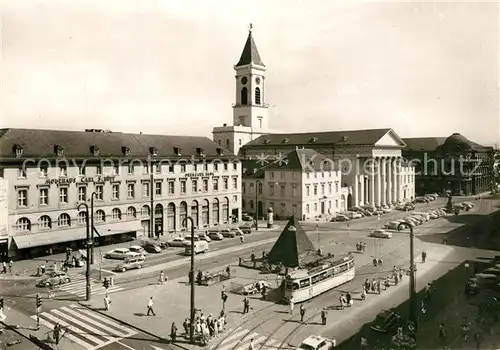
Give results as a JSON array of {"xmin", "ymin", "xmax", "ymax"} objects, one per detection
[
  {"xmin": 235, "ymin": 31, "xmax": 265, "ymax": 67},
  {"xmin": 403, "ymin": 134, "xmax": 492, "ymax": 153},
  {"xmin": 267, "ymin": 216, "xmax": 316, "ymax": 268},
  {"xmin": 402, "ymin": 137, "xmax": 447, "ymax": 152},
  {"xmin": 0, "ymin": 128, "xmax": 236, "ymax": 159},
  {"xmin": 241, "ymin": 159, "xmax": 265, "ymax": 178},
  {"xmin": 243, "ymin": 128, "xmax": 395, "ymax": 148},
  {"xmin": 264, "ymin": 149, "xmax": 336, "ymax": 171}
]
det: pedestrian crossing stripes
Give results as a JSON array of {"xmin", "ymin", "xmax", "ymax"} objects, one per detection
[
  {"xmin": 31, "ymin": 304, "xmax": 136, "ymax": 350},
  {"xmin": 57, "ymin": 273, "xmax": 123, "ymax": 298},
  {"xmin": 216, "ymin": 327, "xmax": 279, "ymax": 350}
]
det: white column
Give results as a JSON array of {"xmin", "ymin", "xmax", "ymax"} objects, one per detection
[
  {"xmin": 381, "ymin": 157, "xmax": 387, "ymax": 206},
  {"xmin": 353, "ymin": 175, "xmax": 359, "ymax": 209},
  {"xmin": 370, "ymin": 160, "xmax": 376, "ymax": 207},
  {"xmin": 393, "ymin": 158, "xmax": 399, "ymax": 203},
  {"xmin": 387, "ymin": 157, "xmax": 393, "ymax": 205},
  {"xmin": 359, "ymin": 175, "xmax": 365, "ymax": 206},
  {"xmin": 376, "ymin": 157, "xmax": 382, "ymax": 207}
]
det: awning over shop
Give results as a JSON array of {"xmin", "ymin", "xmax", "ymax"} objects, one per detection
[{"xmin": 13, "ymin": 221, "xmax": 143, "ymax": 249}]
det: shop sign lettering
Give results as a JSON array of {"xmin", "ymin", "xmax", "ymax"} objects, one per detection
[
  {"xmin": 185, "ymin": 172, "xmax": 214, "ymax": 178},
  {"xmin": 44, "ymin": 176, "xmax": 116, "ymax": 185}
]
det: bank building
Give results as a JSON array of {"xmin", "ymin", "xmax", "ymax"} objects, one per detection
[
  {"xmin": 0, "ymin": 129, "xmax": 241, "ymax": 259},
  {"xmin": 213, "ymin": 28, "xmax": 416, "ymax": 220}
]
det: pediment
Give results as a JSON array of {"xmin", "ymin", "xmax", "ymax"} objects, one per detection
[{"xmin": 375, "ymin": 130, "xmax": 406, "ymax": 147}]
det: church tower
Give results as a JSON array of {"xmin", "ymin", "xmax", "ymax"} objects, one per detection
[{"xmin": 212, "ymin": 26, "xmax": 270, "ymax": 156}]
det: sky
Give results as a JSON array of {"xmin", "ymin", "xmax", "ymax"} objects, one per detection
[{"xmin": 1, "ymin": 0, "xmax": 499, "ymax": 146}]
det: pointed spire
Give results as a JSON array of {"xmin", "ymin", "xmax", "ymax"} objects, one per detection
[
  {"xmin": 236, "ymin": 25, "xmax": 265, "ymax": 67},
  {"xmin": 267, "ymin": 216, "xmax": 316, "ymax": 268}
]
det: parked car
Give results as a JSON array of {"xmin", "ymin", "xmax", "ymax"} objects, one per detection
[
  {"xmin": 115, "ymin": 254, "xmax": 145, "ymax": 272},
  {"xmin": 369, "ymin": 229, "xmax": 392, "ymax": 239},
  {"xmin": 384, "ymin": 221, "xmax": 403, "ymax": 230},
  {"xmin": 370, "ymin": 310, "xmax": 402, "ymax": 333},
  {"xmin": 242, "ymin": 214, "xmax": 254, "ymax": 221},
  {"xmin": 164, "ymin": 237, "xmax": 187, "ymax": 248},
  {"xmin": 208, "ymin": 231, "xmax": 224, "ymax": 240},
  {"xmin": 104, "ymin": 248, "xmax": 135, "ymax": 260},
  {"xmin": 296, "ymin": 335, "xmax": 336, "ymax": 350},
  {"xmin": 37, "ymin": 271, "xmax": 71, "ymax": 287},
  {"xmin": 414, "ymin": 197, "xmax": 428, "ymax": 203},
  {"xmin": 239, "ymin": 223, "xmax": 252, "ymax": 234},
  {"xmin": 220, "ymin": 229, "xmax": 236, "ymax": 238},
  {"xmin": 332, "ymin": 214, "xmax": 349, "ymax": 222},
  {"xmin": 361, "ymin": 209, "xmax": 373, "ymax": 216},
  {"xmin": 129, "ymin": 245, "xmax": 148, "ymax": 256},
  {"xmin": 142, "ymin": 242, "xmax": 162, "ymax": 253}
]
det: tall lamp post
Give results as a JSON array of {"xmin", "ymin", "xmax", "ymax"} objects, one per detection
[
  {"xmin": 183, "ymin": 217, "xmax": 196, "ymax": 343},
  {"xmin": 398, "ymin": 222, "xmax": 417, "ymax": 340},
  {"xmin": 90, "ymin": 192, "xmax": 98, "ymax": 265},
  {"xmin": 255, "ymin": 179, "xmax": 263, "ymax": 231},
  {"xmin": 77, "ymin": 203, "xmax": 92, "ymax": 301}
]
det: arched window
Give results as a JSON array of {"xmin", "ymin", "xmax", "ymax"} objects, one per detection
[
  {"xmin": 95, "ymin": 209, "xmax": 106, "ymax": 223},
  {"xmin": 77, "ymin": 211, "xmax": 87, "ymax": 225},
  {"xmin": 191, "ymin": 200, "xmax": 199, "ymax": 228},
  {"xmin": 217, "ymin": 139, "xmax": 221, "ymax": 146},
  {"xmin": 127, "ymin": 206, "xmax": 137, "ymax": 218},
  {"xmin": 141, "ymin": 205, "xmax": 150, "ymax": 217},
  {"xmin": 226, "ymin": 139, "xmax": 230, "ymax": 149},
  {"xmin": 39, "ymin": 215, "xmax": 51, "ymax": 229},
  {"xmin": 180, "ymin": 201, "xmax": 187, "ymax": 228},
  {"xmin": 202, "ymin": 199, "xmax": 209, "ymax": 226},
  {"xmin": 255, "ymin": 87, "xmax": 261, "ymax": 105},
  {"xmin": 222, "ymin": 197, "xmax": 229, "ymax": 223},
  {"xmin": 16, "ymin": 218, "xmax": 31, "ymax": 231},
  {"xmin": 241, "ymin": 87, "xmax": 248, "ymax": 105},
  {"xmin": 58, "ymin": 213, "xmax": 71, "ymax": 227},
  {"xmin": 212, "ymin": 198, "xmax": 220, "ymax": 224},
  {"xmin": 167, "ymin": 203, "xmax": 176, "ymax": 231},
  {"xmin": 112, "ymin": 208, "xmax": 122, "ymax": 220}
]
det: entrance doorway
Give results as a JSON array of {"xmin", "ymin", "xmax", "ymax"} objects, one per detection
[{"xmin": 320, "ymin": 202, "xmax": 325, "ymax": 215}]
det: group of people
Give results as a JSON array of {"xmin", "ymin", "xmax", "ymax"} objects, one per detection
[
  {"xmin": 1, "ymin": 261, "xmax": 13, "ymax": 274},
  {"xmin": 178, "ymin": 310, "xmax": 226, "ymax": 345},
  {"xmin": 356, "ymin": 242, "xmax": 367, "ymax": 253}
]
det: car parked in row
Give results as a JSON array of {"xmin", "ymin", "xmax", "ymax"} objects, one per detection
[
  {"xmin": 104, "ymin": 248, "xmax": 136, "ymax": 260},
  {"xmin": 129, "ymin": 245, "xmax": 148, "ymax": 256},
  {"xmin": 142, "ymin": 242, "xmax": 162, "ymax": 253},
  {"xmin": 331, "ymin": 214, "xmax": 349, "ymax": 222}
]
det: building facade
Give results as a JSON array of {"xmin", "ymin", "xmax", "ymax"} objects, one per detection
[
  {"xmin": 0, "ymin": 179, "xmax": 8, "ymax": 259},
  {"xmin": 240, "ymin": 129, "xmax": 416, "ymax": 210},
  {"xmin": 402, "ymin": 133, "xmax": 494, "ymax": 196},
  {"xmin": 212, "ymin": 28, "xmax": 270, "ymax": 156},
  {"xmin": 0, "ymin": 128, "xmax": 241, "ymax": 259},
  {"xmin": 242, "ymin": 149, "xmax": 349, "ymax": 220}
]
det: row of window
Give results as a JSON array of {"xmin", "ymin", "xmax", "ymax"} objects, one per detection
[
  {"xmin": 15, "ymin": 197, "xmax": 235, "ymax": 232},
  {"xmin": 17, "ymin": 178, "xmax": 238, "ymax": 208},
  {"xmin": 241, "ymin": 198, "xmax": 342, "ymax": 214},
  {"xmin": 242, "ymin": 182, "xmax": 339, "ymax": 197},
  {"xmin": 17, "ymin": 161, "xmax": 238, "ymax": 178}
]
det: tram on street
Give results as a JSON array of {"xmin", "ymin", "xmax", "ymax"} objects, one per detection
[{"xmin": 284, "ymin": 255, "xmax": 355, "ymax": 303}]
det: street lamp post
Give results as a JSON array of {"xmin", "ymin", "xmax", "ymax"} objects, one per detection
[
  {"xmin": 90, "ymin": 192, "xmax": 98, "ymax": 265},
  {"xmin": 183, "ymin": 217, "xmax": 196, "ymax": 344},
  {"xmin": 255, "ymin": 179, "xmax": 263, "ymax": 231},
  {"xmin": 77, "ymin": 203, "xmax": 92, "ymax": 301},
  {"xmin": 398, "ymin": 222, "xmax": 418, "ymax": 340}
]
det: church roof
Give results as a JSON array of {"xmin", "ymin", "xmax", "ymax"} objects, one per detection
[
  {"xmin": 403, "ymin": 134, "xmax": 492, "ymax": 153},
  {"xmin": 236, "ymin": 30, "xmax": 265, "ymax": 67},
  {"xmin": 267, "ymin": 216, "xmax": 316, "ymax": 268}
]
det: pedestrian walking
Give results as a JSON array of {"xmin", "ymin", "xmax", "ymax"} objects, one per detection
[
  {"xmin": 300, "ymin": 304, "xmax": 306, "ymax": 324},
  {"xmin": 399, "ymin": 268, "xmax": 403, "ymax": 281},
  {"xmin": 474, "ymin": 332, "xmax": 483, "ymax": 349},
  {"xmin": 8, "ymin": 260, "xmax": 13, "ymax": 274},
  {"xmin": 360, "ymin": 336, "xmax": 368, "ymax": 350},
  {"xmin": 171, "ymin": 322, "xmax": 177, "ymax": 342},
  {"xmin": 104, "ymin": 295, "xmax": 111, "ymax": 311},
  {"xmin": 376, "ymin": 279, "xmax": 381, "ymax": 294},
  {"xmin": 377, "ymin": 258, "xmax": 383, "ymax": 266},
  {"xmin": 48, "ymin": 287, "xmax": 55, "ymax": 300},
  {"xmin": 289, "ymin": 297, "xmax": 294, "ymax": 314},
  {"xmin": 248, "ymin": 338, "xmax": 255, "ymax": 350},
  {"xmin": 421, "ymin": 251, "xmax": 427, "ymax": 263},
  {"xmin": 439, "ymin": 323, "xmax": 446, "ymax": 339},
  {"xmin": 371, "ymin": 278, "xmax": 376, "ymax": 293},
  {"xmin": 321, "ymin": 309, "xmax": 327, "ymax": 325},
  {"xmin": 1, "ymin": 262, "xmax": 6, "ymax": 274},
  {"xmin": 243, "ymin": 297, "xmax": 250, "ymax": 314},
  {"xmin": 183, "ymin": 318, "xmax": 189, "ymax": 338},
  {"xmin": 361, "ymin": 285, "xmax": 366, "ymax": 301},
  {"xmin": 339, "ymin": 295, "xmax": 344, "ymax": 309},
  {"xmin": 158, "ymin": 271, "xmax": 165, "ymax": 284},
  {"xmin": 147, "ymin": 297, "xmax": 156, "ymax": 316},
  {"xmin": 346, "ymin": 292, "xmax": 352, "ymax": 307}
]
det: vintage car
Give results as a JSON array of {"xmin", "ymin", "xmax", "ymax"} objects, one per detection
[
  {"xmin": 370, "ymin": 310, "xmax": 402, "ymax": 333},
  {"xmin": 296, "ymin": 335, "xmax": 336, "ymax": 350},
  {"xmin": 103, "ymin": 248, "xmax": 135, "ymax": 260},
  {"xmin": 369, "ymin": 229, "xmax": 392, "ymax": 239},
  {"xmin": 37, "ymin": 271, "xmax": 71, "ymax": 287}
]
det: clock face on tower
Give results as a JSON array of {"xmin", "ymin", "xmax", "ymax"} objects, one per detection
[
  {"xmin": 241, "ymin": 77, "xmax": 248, "ymax": 85},
  {"xmin": 256, "ymin": 77, "xmax": 261, "ymax": 85}
]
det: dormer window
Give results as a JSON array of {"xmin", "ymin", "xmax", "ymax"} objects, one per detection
[
  {"xmin": 263, "ymin": 139, "xmax": 271, "ymax": 144},
  {"xmin": 339, "ymin": 136, "xmax": 348, "ymax": 143},
  {"xmin": 197, "ymin": 148, "xmax": 205, "ymax": 156},
  {"xmin": 122, "ymin": 146, "xmax": 131, "ymax": 156},
  {"xmin": 309, "ymin": 137, "xmax": 318, "ymax": 143},
  {"xmin": 174, "ymin": 147, "xmax": 181, "ymax": 156},
  {"xmin": 216, "ymin": 148, "xmax": 224, "ymax": 156},
  {"xmin": 90, "ymin": 145, "xmax": 100, "ymax": 156},
  {"xmin": 282, "ymin": 138, "xmax": 289, "ymax": 144},
  {"xmin": 13, "ymin": 144, "xmax": 23, "ymax": 158},
  {"xmin": 54, "ymin": 145, "xmax": 64, "ymax": 156},
  {"xmin": 149, "ymin": 147, "xmax": 158, "ymax": 156}
]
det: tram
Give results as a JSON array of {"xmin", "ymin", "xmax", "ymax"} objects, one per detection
[{"xmin": 284, "ymin": 255, "xmax": 355, "ymax": 303}]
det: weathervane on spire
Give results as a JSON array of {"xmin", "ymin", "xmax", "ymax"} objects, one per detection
[{"xmin": 248, "ymin": 23, "xmax": 253, "ymax": 32}]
